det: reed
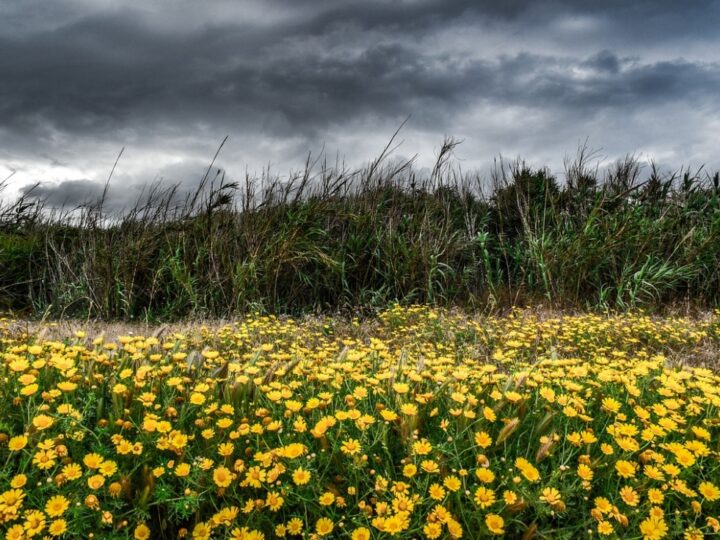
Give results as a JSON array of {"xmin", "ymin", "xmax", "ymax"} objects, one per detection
[{"xmin": 2, "ymin": 141, "xmax": 719, "ymax": 319}]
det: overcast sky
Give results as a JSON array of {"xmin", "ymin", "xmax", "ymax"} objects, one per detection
[{"xmin": 1, "ymin": 0, "xmax": 719, "ymax": 208}]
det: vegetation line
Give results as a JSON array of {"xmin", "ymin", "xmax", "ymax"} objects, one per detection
[{"xmin": 1, "ymin": 141, "xmax": 719, "ymax": 320}]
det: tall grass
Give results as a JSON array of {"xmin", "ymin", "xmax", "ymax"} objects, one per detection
[{"xmin": 2, "ymin": 140, "xmax": 719, "ymax": 319}]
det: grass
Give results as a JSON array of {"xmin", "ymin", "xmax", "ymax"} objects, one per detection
[
  {"xmin": 0, "ymin": 306, "xmax": 719, "ymax": 539},
  {"xmin": 2, "ymin": 141, "xmax": 720, "ymax": 320}
]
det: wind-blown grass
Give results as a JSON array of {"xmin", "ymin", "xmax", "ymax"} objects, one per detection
[{"xmin": 2, "ymin": 141, "xmax": 720, "ymax": 319}]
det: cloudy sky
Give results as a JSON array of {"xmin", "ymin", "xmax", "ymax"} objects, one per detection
[{"xmin": 1, "ymin": 0, "xmax": 719, "ymax": 208}]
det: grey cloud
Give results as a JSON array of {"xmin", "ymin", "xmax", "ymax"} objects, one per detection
[
  {"xmin": 493, "ymin": 53, "xmax": 720, "ymax": 110},
  {"xmin": 20, "ymin": 179, "xmax": 106, "ymax": 208},
  {"xmin": 2, "ymin": 13, "xmax": 718, "ymax": 139},
  {"xmin": 581, "ymin": 51, "xmax": 622, "ymax": 74},
  {"xmin": 19, "ymin": 157, "xmax": 221, "ymax": 211},
  {"xmin": 1, "ymin": 0, "xmax": 720, "ymax": 207}
]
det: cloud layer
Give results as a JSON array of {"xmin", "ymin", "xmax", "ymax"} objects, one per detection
[{"xmin": 1, "ymin": 0, "xmax": 719, "ymax": 208}]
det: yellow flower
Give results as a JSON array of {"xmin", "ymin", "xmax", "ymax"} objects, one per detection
[
  {"xmin": 316, "ymin": 517, "xmax": 334, "ymax": 536},
  {"xmin": 620, "ymin": 486, "xmax": 639, "ymax": 507},
  {"xmin": 10, "ymin": 474, "xmax": 27, "ymax": 489},
  {"xmin": 281, "ymin": 443, "xmax": 306, "ymax": 459},
  {"xmin": 287, "ymin": 518, "xmax": 303, "ymax": 535},
  {"xmin": 577, "ymin": 463, "xmax": 593, "ymax": 481},
  {"xmin": 428, "ymin": 483, "xmax": 446, "ymax": 500},
  {"xmin": 403, "ymin": 464, "xmax": 417, "ymax": 478},
  {"xmin": 413, "ymin": 439, "xmax": 433, "ymax": 455},
  {"xmin": 601, "ymin": 397, "xmax": 622, "ymax": 414},
  {"xmin": 341, "ymin": 438, "xmax": 361, "ymax": 456},
  {"xmin": 598, "ymin": 521, "xmax": 614, "ymax": 535},
  {"xmin": 213, "ymin": 466, "xmax": 233, "ymax": 488},
  {"xmin": 99, "ymin": 460, "xmax": 118, "ymax": 477},
  {"xmin": 292, "ymin": 467, "xmax": 311, "ymax": 486},
  {"xmin": 45, "ymin": 495, "xmax": 70, "ymax": 517},
  {"xmin": 539, "ymin": 387, "xmax": 555, "ymax": 403},
  {"xmin": 33, "ymin": 449, "xmax": 57, "ymax": 470},
  {"xmin": 266, "ymin": 491, "xmax": 284, "ymax": 511},
  {"xmin": 88, "ymin": 474, "xmax": 106, "ymax": 490},
  {"xmin": 20, "ymin": 383, "xmax": 38, "ymax": 396},
  {"xmin": 515, "ymin": 457, "xmax": 540, "ymax": 482},
  {"xmin": 485, "ymin": 514, "xmax": 504, "ymax": 535},
  {"xmin": 109, "ymin": 482, "xmax": 122, "ymax": 497},
  {"xmin": 83, "ymin": 453, "xmax": 104, "ymax": 469},
  {"xmin": 393, "ymin": 382, "xmax": 409, "ymax": 394},
  {"xmin": 5, "ymin": 525, "xmax": 24, "ymax": 540},
  {"xmin": 443, "ymin": 475, "xmax": 461, "ymax": 492},
  {"xmin": 62, "ymin": 463, "xmax": 83, "ymax": 481},
  {"xmin": 32, "ymin": 414, "xmax": 54, "ymax": 430},
  {"xmin": 639, "ymin": 516, "xmax": 668, "ymax": 540},
  {"xmin": 190, "ymin": 393, "xmax": 206, "ymax": 405},
  {"xmin": 217, "ymin": 442, "xmax": 234, "ymax": 456},
  {"xmin": 503, "ymin": 490, "xmax": 518, "ymax": 505},
  {"xmin": 424, "ymin": 522, "xmax": 442, "ymax": 539},
  {"xmin": 476, "ymin": 468, "xmax": 495, "ymax": 483},
  {"xmin": 540, "ymin": 487, "xmax": 564, "ymax": 510},
  {"xmin": 351, "ymin": 527, "xmax": 371, "ymax": 540},
  {"xmin": 400, "ymin": 403, "xmax": 417, "ymax": 416},
  {"xmin": 241, "ymin": 466, "xmax": 265, "ymax": 488},
  {"xmin": 446, "ymin": 518, "xmax": 463, "ymax": 538},
  {"xmin": 474, "ymin": 486, "xmax": 496, "ymax": 508},
  {"xmin": 48, "ymin": 518, "xmax": 68, "ymax": 537},
  {"xmin": 116, "ymin": 439, "xmax": 134, "ymax": 455},
  {"xmin": 175, "ymin": 463, "xmax": 191, "ymax": 477},
  {"xmin": 698, "ymin": 481, "xmax": 720, "ymax": 501},
  {"xmin": 134, "ymin": 523, "xmax": 151, "ymax": 540},
  {"xmin": 192, "ymin": 521, "xmax": 211, "ymax": 540},
  {"xmin": 23, "ymin": 510, "xmax": 46, "ymax": 537},
  {"xmin": 57, "ymin": 381, "xmax": 77, "ymax": 392},
  {"xmin": 474, "ymin": 431, "xmax": 492, "ymax": 448},
  {"xmin": 483, "ymin": 406, "xmax": 498, "ymax": 421},
  {"xmin": 8, "ymin": 435, "xmax": 27, "ymax": 451},
  {"xmin": 615, "ymin": 460, "xmax": 636, "ymax": 479},
  {"xmin": 647, "ymin": 488, "xmax": 665, "ymax": 505}
]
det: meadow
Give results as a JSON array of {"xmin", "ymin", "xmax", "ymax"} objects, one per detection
[
  {"xmin": 1, "ymin": 306, "xmax": 719, "ymax": 539},
  {"xmin": 2, "ymin": 147, "xmax": 720, "ymax": 538}
]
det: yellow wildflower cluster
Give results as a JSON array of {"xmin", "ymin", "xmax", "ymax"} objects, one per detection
[{"xmin": 0, "ymin": 307, "xmax": 719, "ymax": 539}]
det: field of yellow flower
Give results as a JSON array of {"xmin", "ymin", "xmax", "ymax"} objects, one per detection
[{"xmin": 1, "ymin": 307, "xmax": 720, "ymax": 539}]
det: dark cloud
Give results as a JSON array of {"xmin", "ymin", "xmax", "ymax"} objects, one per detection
[
  {"xmin": 20, "ymin": 179, "xmax": 105, "ymax": 208},
  {"xmin": 582, "ymin": 51, "xmax": 622, "ymax": 74},
  {"xmin": 18, "ymin": 159, "xmax": 218, "ymax": 211},
  {"xmin": 1, "ymin": 0, "xmax": 719, "ymax": 207},
  {"xmin": 2, "ymin": 19, "xmax": 717, "ymax": 135}
]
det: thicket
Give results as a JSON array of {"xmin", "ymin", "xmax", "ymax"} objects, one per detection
[{"xmin": 2, "ymin": 140, "xmax": 719, "ymax": 319}]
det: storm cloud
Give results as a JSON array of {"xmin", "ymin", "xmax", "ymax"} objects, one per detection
[{"xmin": 1, "ymin": 0, "xmax": 719, "ymax": 208}]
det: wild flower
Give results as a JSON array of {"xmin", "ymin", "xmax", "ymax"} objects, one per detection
[{"xmin": 0, "ymin": 308, "xmax": 718, "ymax": 538}]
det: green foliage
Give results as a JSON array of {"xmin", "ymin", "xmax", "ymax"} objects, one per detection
[{"xmin": 1, "ymin": 145, "xmax": 720, "ymax": 319}]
